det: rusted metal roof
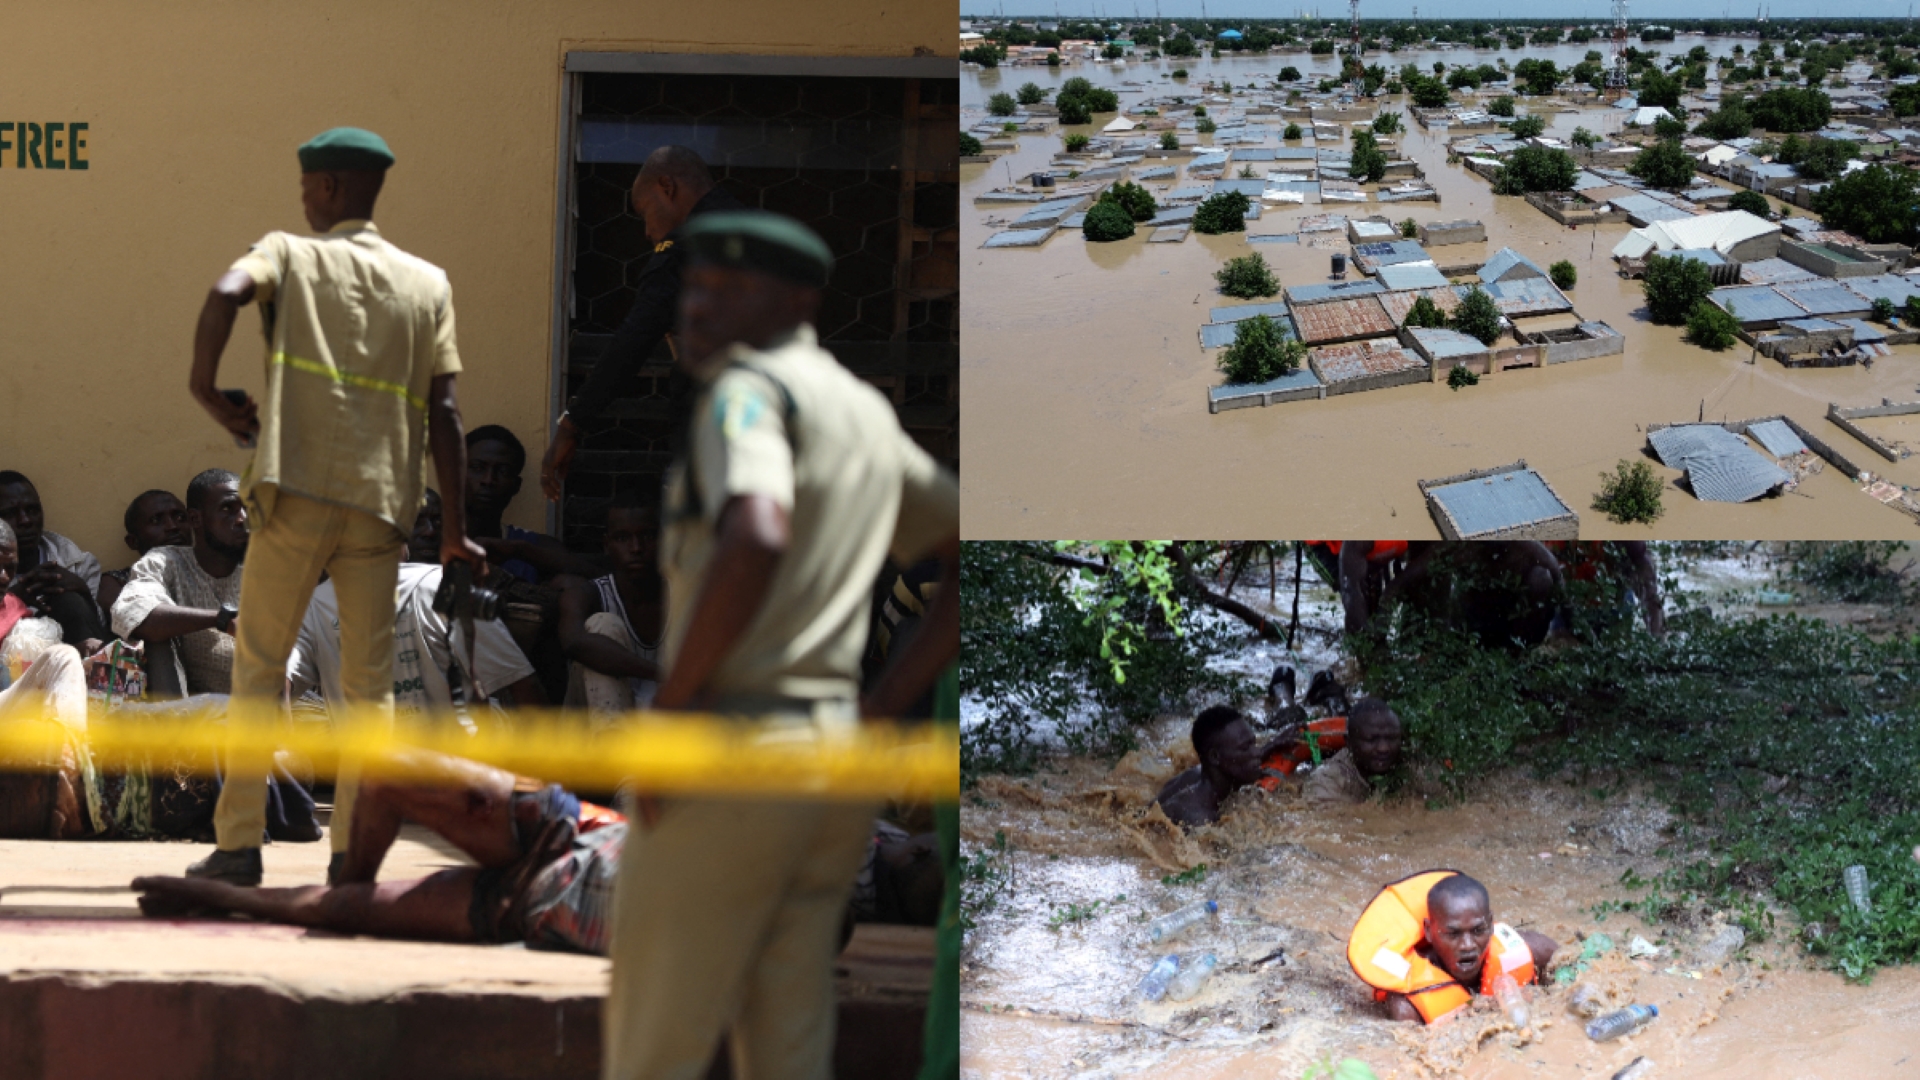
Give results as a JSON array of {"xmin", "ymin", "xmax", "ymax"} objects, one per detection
[
  {"xmin": 1309, "ymin": 337, "xmax": 1426, "ymax": 383},
  {"xmin": 1482, "ymin": 278, "xmax": 1573, "ymax": 317},
  {"xmin": 1290, "ymin": 296, "xmax": 1397, "ymax": 344},
  {"xmin": 1377, "ymin": 286, "xmax": 1465, "ymax": 326}
]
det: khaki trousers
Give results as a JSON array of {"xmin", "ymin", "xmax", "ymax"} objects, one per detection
[
  {"xmin": 602, "ymin": 705, "xmax": 874, "ymax": 1080},
  {"xmin": 214, "ymin": 491, "xmax": 402, "ymax": 853}
]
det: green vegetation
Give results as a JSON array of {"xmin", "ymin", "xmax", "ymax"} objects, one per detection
[
  {"xmin": 1016, "ymin": 82, "xmax": 1047, "ymax": 105},
  {"xmin": 1081, "ymin": 199, "xmax": 1136, "ymax": 242},
  {"xmin": 1489, "ymin": 95, "xmax": 1517, "ymax": 117},
  {"xmin": 1196, "ymin": 117, "xmax": 1218, "ymax": 134},
  {"xmin": 1218, "ymin": 314, "xmax": 1304, "ymax": 384},
  {"xmin": 1055, "ymin": 77, "xmax": 1118, "ymax": 127},
  {"xmin": 1402, "ymin": 295, "xmax": 1448, "ymax": 329},
  {"xmin": 1510, "ymin": 113, "xmax": 1546, "ymax": 139},
  {"xmin": 1813, "ymin": 163, "xmax": 1920, "ymax": 245},
  {"xmin": 1727, "ymin": 189, "xmax": 1771, "ymax": 217},
  {"xmin": 1193, "ymin": 190, "xmax": 1251, "ymax": 234},
  {"xmin": 1695, "ymin": 96, "xmax": 1755, "ymax": 140},
  {"xmin": 1171, "ymin": 67, "xmax": 1189, "ymax": 78},
  {"xmin": 1057, "ymin": 95, "xmax": 1091, "ymax": 125},
  {"xmin": 1063, "ymin": 132, "xmax": 1090, "ymax": 153},
  {"xmin": 1349, "ymin": 130, "xmax": 1388, "ymax": 183},
  {"xmin": 1449, "ymin": 285, "xmax": 1504, "ymax": 345},
  {"xmin": 1873, "ymin": 297, "xmax": 1898, "ymax": 325},
  {"xmin": 1161, "ymin": 863, "xmax": 1208, "ymax": 887},
  {"xmin": 1214, "ymin": 252, "xmax": 1280, "ymax": 299},
  {"xmin": 1792, "ymin": 138, "xmax": 1857, "ymax": 182},
  {"xmin": 1048, "ymin": 896, "xmax": 1121, "ymax": 929},
  {"xmin": 1593, "ymin": 459, "xmax": 1664, "ymax": 524},
  {"xmin": 1653, "ymin": 114, "xmax": 1689, "ymax": 140},
  {"xmin": 1638, "ymin": 69, "xmax": 1683, "ymax": 109},
  {"xmin": 987, "ymin": 92, "xmax": 1017, "ymax": 117},
  {"xmin": 1630, "ymin": 139, "xmax": 1698, "ymax": 189},
  {"xmin": 1099, "ymin": 181, "xmax": 1158, "ymax": 223},
  {"xmin": 1513, "ymin": 57, "xmax": 1559, "ymax": 95},
  {"xmin": 1750, "ymin": 86, "xmax": 1832, "ymax": 132},
  {"xmin": 1399, "ymin": 217, "xmax": 1418, "ymax": 239},
  {"xmin": 1284, "ymin": 122, "xmax": 1304, "ymax": 140},
  {"xmin": 960, "ymin": 132, "xmax": 982, "ymax": 157},
  {"xmin": 1280, "ymin": 65, "xmax": 1301, "ymax": 81},
  {"xmin": 1685, "ymin": 298, "xmax": 1740, "ymax": 350},
  {"xmin": 960, "ymin": 44, "xmax": 1002, "ymax": 69},
  {"xmin": 1372, "ymin": 111, "xmax": 1404, "ymax": 135},
  {"xmin": 1192, "ymin": 104, "xmax": 1207, "ymax": 117},
  {"xmin": 1550, "ymin": 260, "xmax": 1577, "ymax": 290},
  {"xmin": 1571, "ymin": 126, "xmax": 1599, "ymax": 149},
  {"xmin": 1409, "ymin": 76, "xmax": 1450, "ymax": 109},
  {"xmin": 1493, "ymin": 144, "xmax": 1578, "ymax": 195},
  {"xmin": 1783, "ymin": 542, "xmax": 1915, "ymax": 604},
  {"xmin": 1047, "ymin": 51, "xmax": 1061, "ymax": 67},
  {"xmin": 1159, "ymin": 131, "xmax": 1181, "ymax": 151},
  {"xmin": 1643, "ymin": 254, "xmax": 1716, "ymax": 325},
  {"xmin": 1446, "ymin": 364, "xmax": 1481, "ymax": 391}
]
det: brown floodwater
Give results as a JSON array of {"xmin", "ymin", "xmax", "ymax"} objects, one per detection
[
  {"xmin": 962, "ymin": 59, "xmax": 1920, "ymax": 539},
  {"xmin": 960, "ymin": 562, "xmax": 1920, "ymax": 1079}
]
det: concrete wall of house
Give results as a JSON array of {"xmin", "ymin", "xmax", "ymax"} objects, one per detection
[
  {"xmin": 0, "ymin": 1, "xmax": 948, "ymax": 563},
  {"xmin": 1725, "ymin": 231, "xmax": 1783, "ymax": 262}
]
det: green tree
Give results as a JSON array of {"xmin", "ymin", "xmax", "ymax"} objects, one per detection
[
  {"xmin": 1159, "ymin": 130, "xmax": 1181, "ymax": 151},
  {"xmin": 1571, "ymin": 126, "xmax": 1599, "ymax": 149},
  {"xmin": 1017, "ymin": 82, "xmax": 1047, "ymax": 105},
  {"xmin": 1283, "ymin": 122, "xmax": 1304, "ymax": 140},
  {"xmin": 1410, "ymin": 76, "xmax": 1450, "ymax": 108},
  {"xmin": 1642, "ymin": 254, "xmax": 1715, "ymax": 325},
  {"xmin": 1510, "ymin": 113, "xmax": 1546, "ymax": 138},
  {"xmin": 1310, "ymin": 38, "xmax": 1335, "ymax": 54},
  {"xmin": 1514, "ymin": 57, "xmax": 1559, "ymax": 94},
  {"xmin": 1727, "ymin": 189, "xmax": 1770, "ymax": 216},
  {"xmin": 1402, "ymin": 294, "xmax": 1449, "ymax": 328},
  {"xmin": 1652, "ymin": 114, "xmax": 1689, "ymax": 140},
  {"xmin": 988, "ymin": 92, "xmax": 1018, "ymax": 117},
  {"xmin": 1350, "ymin": 130, "xmax": 1388, "ymax": 182},
  {"xmin": 1593, "ymin": 459, "xmax": 1664, "ymax": 524},
  {"xmin": 1171, "ymin": 66, "xmax": 1189, "ymax": 78},
  {"xmin": 1057, "ymin": 95, "xmax": 1092, "ymax": 125},
  {"xmin": 1103, "ymin": 42, "xmax": 1125, "ymax": 60},
  {"xmin": 1695, "ymin": 98, "xmax": 1754, "ymax": 140},
  {"xmin": 1550, "ymin": 260, "xmax": 1577, "ymax": 290},
  {"xmin": 1081, "ymin": 199, "xmax": 1137, "ymax": 242},
  {"xmin": 1196, "ymin": 117, "xmax": 1218, "ymax": 134},
  {"xmin": 1100, "ymin": 181, "xmax": 1159, "ymax": 222},
  {"xmin": 1447, "ymin": 363, "xmax": 1481, "ymax": 390},
  {"xmin": 1279, "ymin": 65, "xmax": 1302, "ymax": 81},
  {"xmin": 1793, "ymin": 138, "xmax": 1856, "ymax": 182},
  {"xmin": 1685, "ymin": 298, "xmax": 1740, "ymax": 350},
  {"xmin": 1193, "ymin": 105, "xmax": 1207, "ymax": 117},
  {"xmin": 1215, "ymin": 253, "xmax": 1280, "ymax": 298},
  {"xmin": 1489, "ymin": 94, "xmax": 1517, "ymax": 117},
  {"xmin": 1493, "ymin": 144, "xmax": 1578, "ymax": 194},
  {"xmin": 1193, "ymin": 190, "xmax": 1251, "ymax": 234},
  {"xmin": 1064, "ymin": 132, "xmax": 1091, "ymax": 152},
  {"xmin": 960, "ymin": 45, "xmax": 1001, "ymax": 69},
  {"xmin": 1872, "ymin": 296, "xmax": 1897, "ymax": 325},
  {"xmin": 1639, "ymin": 68, "xmax": 1683, "ymax": 109},
  {"xmin": 1217, "ymin": 315, "xmax": 1305, "ymax": 384},
  {"xmin": 1399, "ymin": 217, "xmax": 1419, "ymax": 238},
  {"xmin": 960, "ymin": 132, "xmax": 983, "ymax": 156},
  {"xmin": 1811, "ymin": 163, "xmax": 1920, "ymax": 245},
  {"xmin": 1749, "ymin": 87, "xmax": 1831, "ymax": 132},
  {"xmin": 1449, "ymin": 285, "xmax": 1504, "ymax": 345},
  {"xmin": 1047, "ymin": 52, "xmax": 1062, "ymax": 67},
  {"xmin": 1891, "ymin": 83, "xmax": 1920, "ymax": 117},
  {"xmin": 1372, "ymin": 111, "xmax": 1404, "ymax": 135},
  {"xmin": 1629, "ymin": 139, "xmax": 1697, "ymax": 189}
]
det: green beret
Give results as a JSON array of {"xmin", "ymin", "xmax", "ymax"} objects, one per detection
[
  {"xmin": 298, "ymin": 127, "xmax": 395, "ymax": 173},
  {"xmin": 681, "ymin": 210, "xmax": 833, "ymax": 288}
]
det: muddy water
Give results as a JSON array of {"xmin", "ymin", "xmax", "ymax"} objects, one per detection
[
  {"xmin": 962, "ymin": 62, "xmax": 1920, "ymax": 539},
  {"xmin": 961, "ymin": 562, "xmax": 1920, "ymax": 1078}
]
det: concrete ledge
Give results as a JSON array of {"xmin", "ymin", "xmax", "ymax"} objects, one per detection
[
  {"xmin": 1829, "ymin": 399, "xmax": 1920, "ymax": 463},
  {"xmin": 1206, "ymin": 369, "xmax": 1325, "ymax": 412}
]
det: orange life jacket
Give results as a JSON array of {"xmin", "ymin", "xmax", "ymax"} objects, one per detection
[
  {"xmin": 1309, "ymin": 541, "xmax": 1410, "ymax": 562},
  {"xmin": 578, "ymin": 801, "xmax": 626, "ymax": 832},
  {"xmin": 1544, "ymin": 540, "xmax": 1610, "ymax": 584},
  {"xmin": 1257, "ymin": 717, "xmax": 1348, "ymax": 791},
  {"xmin": 1347, "ymin": 869, "xmax": 1537, "ymax": 1024}
]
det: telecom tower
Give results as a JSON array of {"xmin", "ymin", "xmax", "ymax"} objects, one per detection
[
  {"xmin": 1606, "ymin": 0, "xmax": 1631, "ymax": 100},
  {"xmin": 1349, "ymin": 0, "xmax": 1363, "ymax": 89}
]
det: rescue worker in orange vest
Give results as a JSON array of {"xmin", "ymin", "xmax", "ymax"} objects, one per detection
[
  {"xmin": 1154, "ymin": 706, "xmax": 1289, "ymax": 827},
  {"xmin": 1348, "ymin": 871, "xmax": 1558, "ymax": 1024},
  {"xmin": 1302, "ymin": 541, "xmax": 1415, "ymax": 635},
  {"xmin": 1543, "ymin": 541, "xmax": 1665, "ymax": 639}
]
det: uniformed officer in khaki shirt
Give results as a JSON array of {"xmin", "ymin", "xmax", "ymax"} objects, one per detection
[
  {"xmin": 601, "ymin": 210, "xmax": 959, "ymax": 1080},
  {"xmin": 186, "ymin": 127, "xmax": 487, "ymax": 886}
]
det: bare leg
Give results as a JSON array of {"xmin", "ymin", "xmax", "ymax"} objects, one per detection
[
  {"xmin": 338, "ymin": 748, "xmax": 522, "ymax": 884},
  {"xmin": 133, "ymin": 868, "xmax": 481, "ymax": 943}
]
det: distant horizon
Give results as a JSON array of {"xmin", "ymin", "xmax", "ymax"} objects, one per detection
[{"xmin": 961, "ymin": 4, "xmax": 1919, "ymax": 21}]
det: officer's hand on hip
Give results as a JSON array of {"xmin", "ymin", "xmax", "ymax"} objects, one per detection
[{"xmin": 540, "ymin": 415, "xmax": 579, "ymax": 503}]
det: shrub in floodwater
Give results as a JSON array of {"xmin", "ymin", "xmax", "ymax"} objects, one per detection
[
  {"xmin": 1349, "ymin": 130, "xmax": 1388, "ymax": 183},
  {"xmin": 1217, "ymin": 314, "xmax": 1304, "ymax": 384},
  {"xmin": 960, "ymin": 132, "xmax": 982, "ymax": 156},
  {"xmin": 1489, "ymin": 94, "xmax": 1517, "ymax": 116},
  {"xmin": 1642, "ymin": 254, "xmax": 1715, "ymax": 325},
  {"xmin": 1510, "ymin": 112, "xmax": 1546, "ymax": 138},
  {"xmin": 988, "ymin": 92, "xmax": 1018, "ymax": 117},
  {"xmin": 1446, "ymin": 363, "xmax": 1480, "ymax": 390},
  {"xmin": 1193, "ymin": 190, "xmax": 1251, "ymax": 234},
  {"xmin": 1373, "ymin": 111, "xmax": 1404, "ymax": 135},
  {"xmin": 1399, "ymin": 217, "xmax": 1418, "ymax": 238},
  {"xmin": 1099, "ymin": 180, "xmax": 1159, "ymax": 222},
  {"xmin": 1082, "ymin": 199, "xmax": 1137, "ymax": 242},
  {"xmin": 1449, "ymin": 285, "xmax": 1505, "ymax": 345},
  {"xmin": 1284, "ymin": 122, "xmax": 1304, "ymax": 139},
  {"xmin": 1172, "ymin": 67, "xmax": 1189, "ymax": 78},
  {"xmin": 1215, "ymin": 253, "xmax": 1280, "ymax": 299},
  {"xmin": 1550, "ymin": 260, "xmax": 1578, "ymax": 290},
  {"xmin": 1782, "ymin": 541, "xmax": 1916, "ymax": 604},
  {"xmin": 1064, "ymin": 132, "xmax": 1090, "ymax": 152},
  {"xmin": 1196, "ymin": 116, "xmax": 1218, "ymax": 134},
  {"xmin": 1685, "ymin": 298, "xmax": 1740, "ymax": 350},
  {"xmin": 1193, "ymin": 104, "xmax": 1207, "ymax": 117},
  {"xmin": 1402, "ymin": 295, "xmax": 1449, "ymax": 329},
  {"xmin": 1593, "ymin": 458, "xmax": 1665, "ymax": 524},
  {"xmin": 1160, "ymin": 130, "xmax": 1181, "ymax": 151},
  {"xmin": 1017, "ymin": 81, "xmax": 1047, "ymax": 105}
]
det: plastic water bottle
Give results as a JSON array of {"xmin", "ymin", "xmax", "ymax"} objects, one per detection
[
  {"xmin": 1585, "ymin": 1003, "xmax": 1659, "ymax": 1042},
  {"xmin": 1137, "ymin": 955, "xmax": 1180, "ymax": 1001},
  {"xmin": 1844, "ymin": 864, "xmax": 1872, "ymax": 915},
  {"xmin": 1698, "ymin": 925, "xmax": 1745, "ymax": 965},
  {"xmin": 1146, "ymin": 899, "xmax": 1218, "ymax": 944},
  {"xmin": 1490, "ymin": 972, "xmax": 1530, "ymax": 1031},
  {"xmin": 1567, "ymin": 982, "xmax": 1605, "ymax": 1020},
  {"xmin": 1166, "ymin": 952, "xmax": 1218, "ymax": 1001}
]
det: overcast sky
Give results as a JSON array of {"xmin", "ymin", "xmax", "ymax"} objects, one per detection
[{"xmin": 963, "ymin": 2, "xmax": 1918, "ymax": 20}]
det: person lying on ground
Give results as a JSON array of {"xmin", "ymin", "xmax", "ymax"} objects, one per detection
[
  {"xmin": 288, "ymin": 493, "xmax": 546, "ymax": 723},
  {"xmin": 111, "ymin": 470, "xmax": 249, "ymax": 696},
  {"xmin": 1154, "ymin": 706, "xmax": 1291, "ymax": 827},
  {"xmin": 1348, "ymin": 870, "xmax": 1558, "ymax": 1024},
  {"xmin": 1296, "ymin": 696, "xmax": 1403, "ymax": 806},
  {"xmin": 554, "ymin": 490, "xmax": 661, "ymax": 728},
  {"xmin": 0, "ymin": 469, "xmax": 105, "ymax": 615},
  {"xmin": 98, "ymin": 490, "xmax": 192, "ymax": 616},
  {"xmin": 131, "ymin": 748, "xmax": 945, "ymax": 953}
]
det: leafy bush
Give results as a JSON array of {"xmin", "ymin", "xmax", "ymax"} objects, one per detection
[
  {"xmin": 1639, "ymin": 68, "xmax": 1683, "ymax": 109},
  {"xmin": 1794, "ymin": 138, "xmax": 1857, "ymax": 182},
  {"xmin": 988, "ymin": 92, "xmax": 1017, "ymax": 117},
  {"xmin": 1410, "ymin": 76, "xmax": 1450, "ymax": 108},
  {"xmin": 1446, "ymin": 364, "xmax": 1481, "ymax": 390},
  {"xmin": 1399, "ymin": 217, "xmax": 1418, "ymax": 238},
  {"xmin": 1784, "ymin": 541, "xmax": 1914, "ymax": 603},
  {"xmin": 1279, "ymin": 65, "xmax": 1301, "ymax": 81},
  {"xmin": 1873, "ymin": 296, "xmax": 1897, "ymax": 325},
  {"xmin": 1489, "ymin": 95, "xmax": 1517, "ymax": 117},
  {"xmin": 1510, "ymin": 113, "xmax": 1546, "ymax": 139},
  {"xmin": 1099, "ymin": 181, "xmax": 1158, "ymax": 222},
  {"xmin": 1493, "ymin": 145, "xmax": 1578, "ymax": 194},
  {"xmin": 1171, "ymin": 67, "xmax": 1189, "ymax": 78},
  {"xmin": 1046, "ymin": 51, "xmax": 1061, "ymax": 67},
  {"xmin": 1630, "ymin": 138, "xmax": 1697, "ymax": 189},
  {"xmin": 1685, "ymin": 298, "xmax": 1740, "ymax": 350},
  {"xmin": 960, "ymin": 45, "xmax": 1001, "ymax": 69},
  {"xmin": 1063, "ymin": 132, "xmax": 1090, "ymax": 152},
  {"xmin": 1193, "ymin": 190, "xmax": 1251, "ymax": 234},
  {"xmin": 1057, "ymin": 95, "xmax": 1091, "ymax": 125},
  {"xmin": 1218, "ymin": 315, "xmax": 1305, "ymax": 383},
  {"xmin": 1550, "ymin": 260, "xmax": 1577, "ymax": 290},
  {"xmin": 1402, "ymin": 295, "xmax": 1449, "ymax": 329},
  {"xmin": 960, "ymin": 132, "xmax": 982, "ymax": 156},
  {"xmin": 1283, "ymin": 122, "xmax": 1304, "ymax": 140},
  {"xmin": 1593, "ymin": 459, "xmax": 1665, "ymax": 524},
  {"xmin": 1016, "ymin": 82, "xmax": 1047, "ymax": 105},
  {"xmin": 1749, "ymin": 86, "xmax": 1832, "ymax": 132},
  {"xmin": 1643, "ymin": 254, "xmax": 1715, "ymax": 325},
  {"xmin": 1695, "ymin": 98, "xmax": 1755, "ymax": 140},
  {"xmin": 1727, "ymin": 189, "xmax": 1770, "ymax": 216},
  {"xmin": 1192, "ymin": 105, "xmax": 1207, "ymax": 117},
  {"xmin": 1653, "ymin": 114, "xmax": 1689, "ymax": 140},
  {"xmin": 1081, "ymin": 199, "xmax": 1136, "ymax": 242},
  {"xmin": 1813, "ymin": 163, "xmax": 1920, "ymax": 245},
  {"xmin": 1214, "ymin": 253, "xmax": 1280, "ymax": 299},
  {"xmin": 1349, "ymin": 130, "xmax": 1388, "ymax": 183},
  {"xmin": 1571, "ymin": 126, "xmax": 1599, "ymax": 149},
  {"xmin": 1159, "ymin": 131, "xmax": 1181, "ymax": 151},
  {"xmin": 1450, "ymin": 285, "xmax": 1504, "ymax": 345},
  {"xmin": 1196, "ymin": 117, "xmax": 1217, "ymax": 134},
  {"xmin": 1372, "ymin": 111, "xmax": 1404, "ymax": 135}
]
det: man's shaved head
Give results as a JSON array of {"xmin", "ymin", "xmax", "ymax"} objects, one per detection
[
  {"xmin": 1429, "ymin": 873, "xmax": 1490, "ymax": 917},
  {"xmin": 638, "ymin": 145, "xmax": 714, "ymax": 192},
  {"xmin": 1349, "ymin": 697, "xmax": 1404, "ymax": 777}
]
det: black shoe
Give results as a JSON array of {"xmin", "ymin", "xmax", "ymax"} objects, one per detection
[
  {"xmin": 1268, "ymin": 665, "xmax": 1297, "ymax": 709},
  {"xmin": 185, "ymin": 847, "xmax": 262, "ymax": 887},
  {"xmin": 1306, "ymin": 670, "xmax": 1349, "ymax": 713}
]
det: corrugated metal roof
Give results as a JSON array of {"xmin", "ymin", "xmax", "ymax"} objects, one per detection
[
  {"xmin": 1428, "ymin": 468, "xmax": 1574, "ymax": 537},
  {"xmin": 1709, "ymin": 286, "xmax": 1805, "ymax": 324},
  {"xmin": 1210, "ymin": 301, "xmax": 1294, "ymax": 324},
  {"xmin": 1376, "ymin": 262, "xmax": 1451, "ymax": 290},
  {"xmin": 1571, "ymin": 170, "xmax": 1609, "ymax": 191},
  {"xmin": 982, "ymin": 228, "xmax": 1055, "ymax": 248},
  {"xmin": 1668, "ymin": 247, "xmax": 1727, "ymax": 267},
  {"xmin": 1747, "ymin": 419, "xmax": 1809, "ymax": 458},
  {"xmin": 1350, "ymin": 219, "xmax": 1399, "ymax": 240},
  {"xmin": 1130, "ymin": 165, "xmax": 1177, "ymax": 181},
  {"xmin": 1738, "ymin": 258, "xmax": 1818, "ymax": 285},
  {"xmin": 1292, "ymin": 297, "xmax": 1397, "ymax": 344},
  {"xmin": 1211, "ymin": 178, "xmax": 1269, "ymax": 197},
  {"xmin": 1163, "ymin": 184, "xmax": 1212, "ymax": 201},
  {"xmin": 1201, "ymin": 312, "xmax": 1298, "ymax": 348},
  {"xmin": 1013, "ymin": 197, "xmax": 1088, "ymax": 225},
  {"xmin": 1480, "ymin": 247, "xmax": 1547, "ymax": 282},
  {"xmin": 1148, "ymin": 225, "xmax": 1191, "ymax": 242},
  {"xmin": 1648, "ymin": 425, "xmax": 1791, "ymax": 503},
  {"xmin": 1309, "ymin": 337, "xmax": 1426, "ymax": 382},
  {"xmin": 1406, "ymin": 326, "xmax": 1488, "ymax": 360},
  {"xmin": 1288, "ymin": 278, "xmax": 1385, "ymax": 304},
  {"xmin": 1208, "ymin": 367, "xmax": 1322, "ymax": 399},
  {"xmin": 1483, "ymin": 278, "xmax": 1573, "ymax": 317},
  {"xmin": 1354, "ymin": 240, "xmax": 1431, "ymax": 268},
  {"xmin": 1612, "ymin": 194, "xmax": 1696, "ymax": 224},
  {"xmin": 1837, "ymin": 318, "xmax": 1888, "ymax": 343},
  {"xmin": 1378, "ymin": 286, "xmax": 1465, "ymax": 326},
  {"xmin": 1782, "ymin": 317, "xmax": 1845, "ymax": 332},
  {"xmin": 1843, "ymin": 274, "xmax": 1920, "ymax": 306},
  {"xmin": 1146, "ymin": 205, "xmax": 1198, "ymax": 226},
  {"xmin": 1776, "ymin": 279, "xmax": 1873, "ymax": 316}
]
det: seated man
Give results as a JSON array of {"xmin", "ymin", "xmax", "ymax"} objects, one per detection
[
  {"xmin": 556, "ymin": 491, "xmax": 661, "ymax": 727},
  {"xmin": 1348, "ymin": 871, "xmax": 1557, "ymax": 1024},
  {"xmin": 1298, "ymin": 696, "xmax": 1403, "ymax": 806},
  {"xmin": 1153, "ymin": 706, "xmax": 1280, "ymax": 827},
  {"xmin": 463, "ymin": 425, "xmax": 583, "ymax": 583},
  {"xmin": 0, "ymin": 472, "xmax": 109, "ymax": 652},
  {"xmin": 289, "ymin": 491, "xmax": 546, "ymax": 724},
  {"xmin": 132, "ymin": 749, "xmax": 945, "ymax": 955},
  {"xmin": 111, "ymin": 470, "xmax": 247, "ymax": 696},
  {"xmin": 98, "ymin": 490, "xmax": 193, "ymax": 615}
]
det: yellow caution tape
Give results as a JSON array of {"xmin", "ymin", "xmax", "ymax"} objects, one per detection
[{"xmin": 0, "ymin": 704, "xmax": 958, "ymax": 800}]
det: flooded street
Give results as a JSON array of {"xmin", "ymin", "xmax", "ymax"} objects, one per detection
[
  {"xmin": 961, "ymin": 48, "xmax": 1920, "ymax": 538},
  {"xmin": 961, "ymin": 550, "xmax": 1920, "ymax": 1078}
]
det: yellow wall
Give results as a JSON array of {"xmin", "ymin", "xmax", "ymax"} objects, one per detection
[{"xmin": 0, "ymin": 1, "xmax": 952, "ymax": 565}]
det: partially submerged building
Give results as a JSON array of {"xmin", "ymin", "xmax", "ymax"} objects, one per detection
[
  {"xmin": 1612, "ymin": 209, "xmax": 1782, "ymax": 264},
  {"xmin": 1419, "ymin": 461, "xmax": 1579, "ymax": 540}
]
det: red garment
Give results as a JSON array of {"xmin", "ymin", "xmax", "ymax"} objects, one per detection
[
  {"xmin": 0, "ymin": 593, "xmax": 31, "ymax": 649},
  {"xmin": 578, "ymin": 800, "xmax": 626, "ymax": 832},
  {"xmin": 1310, "ymin": 541, "xmax": 1410, "ymax": 562},
  {"xmin": 1257, "ymin": 717, "xmax": 1348, "ymax": 791}
]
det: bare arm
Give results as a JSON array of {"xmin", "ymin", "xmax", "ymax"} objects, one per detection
[
  {"xmin": 652, "ymin": 495, "xmax": 788, "ymax": 710},
  {"xmin": 426, "ymin": 374, "xmax": 487, "ymax": 572},
  {"xmin": 1383, "ymin": 992, "xmax": 1422, "ymax": 1022},
  {"xmin": 862, "ymin": 536, "xmax": 960, "ymax": 720},
  {"xmin": 189, "ymin": 269, "xmax": 260, "ymax": 441},
  {"xmin": 1339, "ymin": 543, "xmax": 1371, "ymax": 634},
  {"xmin": 555, "ymin": 574, "xmax": 659, "ymax": 680},
  {"xmin": 1619, "ymin": 541, "xmax": 1665, "ymax": 636},
  {"xmin": 130, "ymin": 606, "xmax": 226, "ymax": 643},
  {"xmin": 1521, "ymin": 929, "xmax": 1560, "ymax": 982}
]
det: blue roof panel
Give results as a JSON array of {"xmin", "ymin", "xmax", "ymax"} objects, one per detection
[
  {"xmin": 1709, "ymin": 286, "xmax": 1804, "ymax": 324},
  {"xmin": 1429, "ymin": 468, "xmax": 1573, "ymax": 537},
  {"xmin": 1287, "ymin": 278, "xmax": 1386, "ymax": 304},
  {"xmin": 1747, "ymin": 419, "xmax": 1809, "ymax": 458}
]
